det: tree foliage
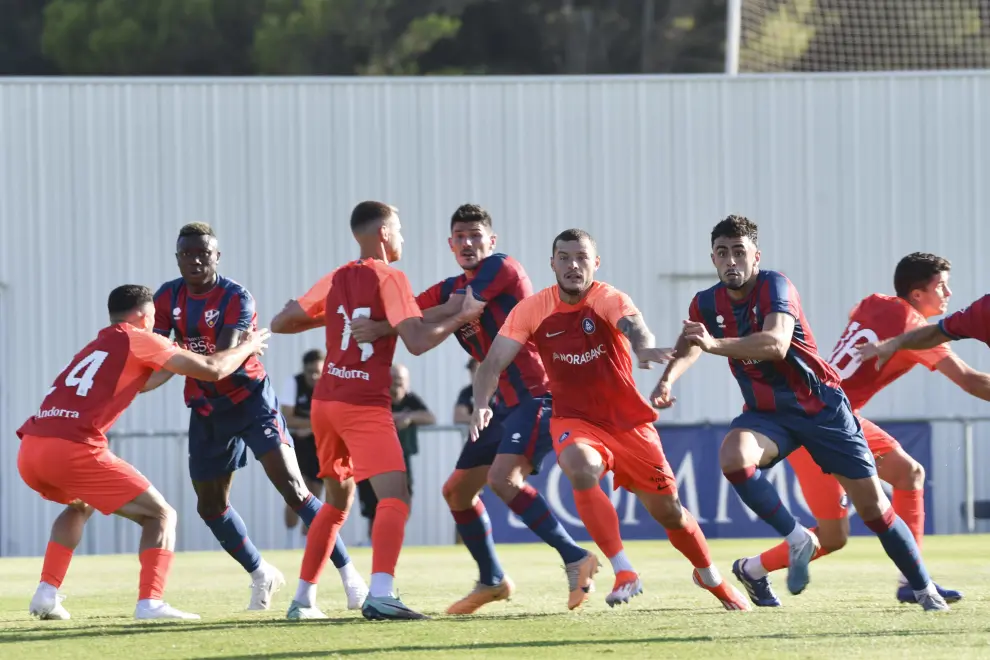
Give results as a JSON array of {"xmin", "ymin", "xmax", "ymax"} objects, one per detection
[{"xmin": 4, "ymin": 0, "xmax": 986, "ymax": 76}]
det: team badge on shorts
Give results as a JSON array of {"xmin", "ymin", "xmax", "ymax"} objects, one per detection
[
  {"xmin": 205, "ymin": 309, "xmax": 220, "ymax": 327},
  {"xmin": 840, "ymin": 493, "xmax": 850, "ymax": 510},
  {"xmin": 556, "ymin": 431, "xmax": 570, "ymax": 445},
  {"xmin": 582, "ymin": 318, "xmax": 596, "ymax": 334}
]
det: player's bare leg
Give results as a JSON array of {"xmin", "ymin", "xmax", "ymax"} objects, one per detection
[
  {"xmin": 875, "ymin": 448, "xmax": 962, "ymax": 603},
  {"xmin": 720, "ymin": 429, "xmax": 820, "ymax": 596},
  {"xmin": 289, "ymin": 476, "xmax": 355, "ymax": 620},
  {"xmin": 490, "ymin": 454, "xmax": 597, "ymax": 610},
  {"xmin": 114, "ymin": 487, "xmax": 199, "ymax": 620},
  {"xmin": 261, "ymin": 445, "xmax": 367, "ymax": 609},
  {"xmin": 557, "ymin": 442, "xmax": 635, "ymax": 608},
  {"xmin": 30, "ymin": 501, "xmax": 95, "ymax": 620},
  {"xmin": 634, "ymin": 491, "xmax": 750, "ymax": 611},
  {"xmin": 836, "ymin": 474, "xmax": 948, "ymax": 611},
  {"xmin": 443, "ymin": 465, "xmax": 516, "ymax": 614},
  {"xmin": 359, "ymin": 470, "xmax": 427, "ymax": 620}
]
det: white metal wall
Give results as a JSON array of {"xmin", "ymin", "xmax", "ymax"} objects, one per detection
[{"xmin": 2, "ymin": 73, "xmax": 989, "ymax": 556}]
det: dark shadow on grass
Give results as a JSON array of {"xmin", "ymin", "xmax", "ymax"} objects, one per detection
[
  {"xmin": 194, "ymin": 627, "xmax": 988, "ymax": 659},
  {"xmin": 4, "ymin": 618, "xmax": 979, "ymax": 650}
]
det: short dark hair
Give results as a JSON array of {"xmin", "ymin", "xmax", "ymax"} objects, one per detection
[
  {"xmin": 178, "ymin": 222, "xmax": 216, "ymax": 240},
  {"xmin": 710, "ymin": 215, "xmax": 758, "ymax": 247},
  {"xmin": 351, "ymin": 201, "xmax": 396, "ymax": 232},
  {"xmin": 893, "ymin": 252, "xmax": 951, "ymax": 298},
  {"xmin": 302, "ymin": 349, "xmax": 325, "ymax": 365},
  {"xmin": 450, "ymin": 204, "xmax": 492, "ymax": 231},
  {"xmin": 552, "ymin": 228, "xmax": 597, "ymax": 254},
  {"xmin": 108, "ymin": 285, "xmax": 153, "ymax": 316}
]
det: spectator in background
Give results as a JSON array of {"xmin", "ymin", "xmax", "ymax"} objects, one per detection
[
  {"xmin": 453, "ymin": 359, "xmax": 479, "ymax": 424},
  {"xmin": 281, "ymin": 349, "xmax": 325, "ymax": 534},
  {"xmin": 357, "ymin": 364, "xmax": 435, "ymax": 537}
]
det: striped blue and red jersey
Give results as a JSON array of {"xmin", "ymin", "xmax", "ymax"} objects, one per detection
[
  {"xmin": 689, "ymin": 270, "xmax": 842, "ymax": 417},
  {"xmin": 939, "ymin": 294, "xmax": 990, "ymax": 346},
  {"xmin": 153, "ymin": 275, "xmax": 266, "ymax": 415},
  {"xmin": 416, "ymin": 253, "xmax": 550, "ymax": 407}
]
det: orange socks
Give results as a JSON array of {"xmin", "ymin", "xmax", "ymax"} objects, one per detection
[
  {"xmin": 892, "ymin": 489, "xmax": 924, "ymax": 549},
  {"xmin": 300, "ymin": 504, "xmax": 348, "ymax": 584},
  {"xmin": 664, "ymin": 510, "xmax": 713, "ymax": 568},
  {"xmin": 138, "ymin": 548, "xmax": 174, "ymax": 601},
  {"xmin": 573, "ymin": 487, "xmax": 623, "ymax": 558},
  {"xmin": 41, "ymin": 541, "xmax": 73, "ymax": 588},
  {"xmin": 371, "ymin": 498, "xmax": 409, "ymax": 576}
]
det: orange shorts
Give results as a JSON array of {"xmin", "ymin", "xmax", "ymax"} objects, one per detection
[
  {"xmin": 789, "ymin": 415, "xmax": 901, "ymax": 520},
  {"xmin": 550, "ymin": 418, "xmax": 677, "ymax": 495},
  {"xmin": 311, "ymin": 400, "xmax": 407, "ymax": 483},
  {"xmin": 18, "ymin": 435, "xmax": 151, "ymax": 515}
]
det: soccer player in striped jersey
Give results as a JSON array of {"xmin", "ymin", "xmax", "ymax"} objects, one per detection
[
  {"xmin": 736, "ymin": 253, "xmax": 987, "ymax": 606},
  {"xmin": 153, "ymin": 223, "xmax": 367, "ymax": 612},
  {"xmin": 653, "ymin": 215, "xmax": 948, "ymax": 611}
]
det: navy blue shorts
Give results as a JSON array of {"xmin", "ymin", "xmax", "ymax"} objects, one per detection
[
  {"xmin": 729, "ymin": 387, "xmax": 877, "ymax": 480},
  {"xmin": 455, "ymin": 396, "xmax": 554, "ymax": 475},
  {"xmin": 187, "ymin": 378, "xmax": 293, "ymax": 482}
]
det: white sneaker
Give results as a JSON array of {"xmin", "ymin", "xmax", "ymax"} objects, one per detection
[
  {"xmin": 916, "ymin": 585, "xmax": 951, "ymax": 612},
  {"xmin": 29, "ymin": 591, "xmax": 70, "ymax": 620},
  {"xmin": 134, "ymin": 601, "xmax": 201, "ymax": 620},
  {"xmin": 248, "ymin": 562, "xmax": 286, "ymax": 611},
  {"xmin": 286, "ymin": 599, "xmax": 328, "ymax": 620},
  {"xmin": 343, "ymin": 576, "xmax": 370, "ymax": 610}
]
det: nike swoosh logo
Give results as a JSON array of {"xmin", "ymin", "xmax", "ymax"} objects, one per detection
[{"xmin": 546, "ymin": 331, "xmax": 565, "ymax": 337}]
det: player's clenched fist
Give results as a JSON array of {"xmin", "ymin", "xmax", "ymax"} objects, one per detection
[
  {"xmin": 458, "ymin": 285, "xmax": 486, "ymax": 321},
  {"xmin": 682, "ymin": 320, "xmax": 718, "ymax": 352},
  {"xmin": 468, "ymin": 406, "xmax": 493, "ymax": 442}
]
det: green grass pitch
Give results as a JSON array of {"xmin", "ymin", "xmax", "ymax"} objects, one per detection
[{"xmin": 2, "ymin": 536, "xmax": 988, "ymax": 659}]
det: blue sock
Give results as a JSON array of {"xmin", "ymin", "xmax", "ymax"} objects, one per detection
[
  {"xmin": 203, "ymin": 505, "xmax": 263, "ymax": 573},
  {"xmin": 294, "ymin": 494, "xmax": 352, "ymax": 569},
  {"xmin": 509, "ymin": 483, "xmax": 587, "ymax": 564},
  {"xmin": 865, "ymin": 509, "xmax": 931, "ymax": 591},
  {"xmin": 453, "ymin": 502, "xmax": 505, "ymax": 586},
  {"xmin": 724, "ymin": 466, "xmax": 797, "ymax": 537}
]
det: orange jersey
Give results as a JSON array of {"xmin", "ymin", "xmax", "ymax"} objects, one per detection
[
  {"xmin": 299, "ymin": 259, "xmax": 422, "ymax": 408},
  {"xmin": 499, "ymin": 281, "xmax": 657, "ymax": 433},
  {"xmin": 17, "ymin": 325, "xmax": 179, "ymax": 447},
  {"xmin": 826, "ymin": 293, "xmax": 952, "ymax": 410}
]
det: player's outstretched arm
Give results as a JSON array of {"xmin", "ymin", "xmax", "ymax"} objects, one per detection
[
  {"xmin": 271, "ymin": 300, "xmax": 326, "ymax": 335},
  {"xmin": 857, "ymin": 324, "xmax": 950, "ymax": 369},
  {"xmin": 140, "ymin": 369, "xmax": 175, "ymax": 393},
  {"xmin": 469, "ymin": 335, "xmax": 524, "ymax": 441},
  {"xmin": 934, "ymin": 354, "xmax": 990, "ymax": 402},
  {"xmin": 163, "ymin": 329, "xmax": 271, "ymax": 381},
  {"xmin": 351, "ymin": 293, "xmax": 468, "ymax": 344},
  {"xmin": 650, "ymin": 333, "xmax": 702, "ymax": 408},
  {"xmin": 616, "ymin": 313, "xmax": 675, "ymax": 368},
  {"xmin": 685, "ymin": 312, "xmax": 794, "ymax": 361},
  {"xmin": 394, "ymin": 286, "xmax": 485, "ymax": 356}
]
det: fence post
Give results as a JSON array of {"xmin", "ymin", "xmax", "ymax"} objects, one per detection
[{"xmin": 964, "ymin": 420, "xmax": 975, "ymax": 533}]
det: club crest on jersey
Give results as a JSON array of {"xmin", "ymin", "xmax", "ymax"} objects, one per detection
[
  {"xmin": 582, "ymin": 318, "xmax": 596, "ymax": 334},
  {"xmin": 204, "ymin": 309, "xmax": 220, "ymax": 328}
]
